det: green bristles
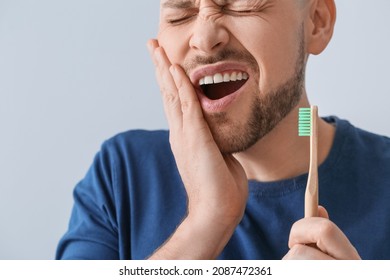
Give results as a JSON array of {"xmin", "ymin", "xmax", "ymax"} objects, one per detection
[{"xmin": 298, "ymin": 108, "xmax": 312, "ymax": 136}]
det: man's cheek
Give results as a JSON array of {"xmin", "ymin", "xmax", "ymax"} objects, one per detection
[{"xmin": 159, "ymin": 34, "xmax": 189, "ymax": 62}]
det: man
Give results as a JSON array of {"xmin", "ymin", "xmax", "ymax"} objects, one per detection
[{"xmin": 56, "ymin": 0, "xmax": 390, "ymax": 260}]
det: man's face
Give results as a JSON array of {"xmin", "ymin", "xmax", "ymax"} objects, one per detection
[{"xmin": 158, "ymin": 0, "xmax": 307, "ymax": 153}]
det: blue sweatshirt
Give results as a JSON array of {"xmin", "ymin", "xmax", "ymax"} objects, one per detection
[{"xmin": 56, "ymin": 117, "xmax": 390, "ymax": 259}]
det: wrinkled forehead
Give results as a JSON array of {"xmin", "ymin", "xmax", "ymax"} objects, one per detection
[
  {"xmin": 159, "ymin": 0, "xmax": 305, "ymax": 11},
  {"xmin": 160, "ymin": 0, "xmax": 265, "ymax": 9},
  {"xmin": 160, "ymin": 0, "xmax": 222, "ymax": 6}
]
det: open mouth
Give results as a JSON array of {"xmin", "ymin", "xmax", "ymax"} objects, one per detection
[{"xmin": 199, "ymin": 71, "xmax": 249, "ymax": 100}]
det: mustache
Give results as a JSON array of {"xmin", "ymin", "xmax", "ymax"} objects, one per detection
[{"xmin": 183, "ymin": 48, "xmax": 259, "ymax": 74}]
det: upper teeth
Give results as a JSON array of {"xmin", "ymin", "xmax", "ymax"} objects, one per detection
[{"xmin": 199, "ymin": 72, "xmax": 249, "ymax": 86}]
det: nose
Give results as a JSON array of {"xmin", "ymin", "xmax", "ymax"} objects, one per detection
[{"xmin": 189, "ymin": 12, "xmax": 229, "ymax": 54}]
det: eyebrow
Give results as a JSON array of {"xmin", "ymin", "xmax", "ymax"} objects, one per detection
[{"xmin": 161, "ymin": 0, "xmax": 196, "ymax": 9}]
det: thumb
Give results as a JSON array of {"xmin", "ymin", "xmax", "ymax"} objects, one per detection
[{"xmin": 318, "ymin": 205, "xmax": 329, "ymax": 219}]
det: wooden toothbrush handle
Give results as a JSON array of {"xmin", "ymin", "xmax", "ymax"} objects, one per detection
[{"xmin": 304, "ymin": 106, "xmax": 319, "ymax": 218}]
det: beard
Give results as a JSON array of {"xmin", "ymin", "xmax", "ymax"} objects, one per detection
[
  {"xmin": 206, "ymin": 68, "xmax": 304, "ymax": 154},
  {"xmin": 183, "ymin": 28, "xmax": 306, "ymax": 154}
]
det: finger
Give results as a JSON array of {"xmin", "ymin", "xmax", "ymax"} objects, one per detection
[
  {"xmin": 146, "ymin": 39, "xmax": 160, "ymax": 65},
  {"xmin": 283, "ymin": 244, "xmax": 335, "ymax": 260},
  {"xmin": 169, "ymin": 64, "xmax": 216, "ymax": 150},
  {"xmin": 147, "ymin": 40, "xmax": 183, "ymax": 131},
  {"xmin": 288, "ymin": 217, "xmax": 361, "ymax": 259},
  {"xmin": 318, "ymin": 205, "xmax": 329, "ymax": 219},
  {"xmin": 169, "ymin": 65, "xmax": 205, "ymax": 122}
]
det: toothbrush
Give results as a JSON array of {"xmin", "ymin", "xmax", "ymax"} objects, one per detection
[{"xmin": 298, "ymin": 106, "xmax": 319, "ymax": 218}]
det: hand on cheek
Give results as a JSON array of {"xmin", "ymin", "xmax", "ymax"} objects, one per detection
[
  {"xmin": 283, "ymin": 206, "xmax": 361, "ymax": 260},
  {"xmin": 146, "ymin": 39, "xmax": 248, "ymax": 259},
  {"xmin": 147, "ymin": 38, "xmax": 247, "ymax": 222}
]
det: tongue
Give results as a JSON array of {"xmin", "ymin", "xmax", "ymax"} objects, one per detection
[{"xmin": 202, "ymin": 80, "xmax": 247, "ymax": 100}]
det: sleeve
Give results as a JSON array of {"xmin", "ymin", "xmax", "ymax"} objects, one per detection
[{"xmin": 56, "ymin": 142, "xmax": 120, "ymax": 260}]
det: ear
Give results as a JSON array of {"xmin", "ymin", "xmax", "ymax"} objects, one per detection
[{"xmin": 306, "ymin": 0, "xmax": 336, "ymax": 55}]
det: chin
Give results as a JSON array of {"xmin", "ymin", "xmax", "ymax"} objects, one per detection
[{"xmin": 206, "ymin": 113, "xmax": 261, "ymax": 154}]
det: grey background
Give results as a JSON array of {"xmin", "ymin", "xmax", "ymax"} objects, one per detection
[{"xmin": 0, "ymin": 0, "xmax": 389, "ymax": 259}]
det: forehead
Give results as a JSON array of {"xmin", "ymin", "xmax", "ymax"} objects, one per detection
[
  {"xmin": 161, "ymin": 0, "xmax": 262, "ymax": 9},
  {"xmin": 161, "ymin": 0, "xmax": 196, "ymax": 9}
]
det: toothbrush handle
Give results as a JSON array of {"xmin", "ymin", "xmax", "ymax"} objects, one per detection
[{"xmin": 305, "ymin": 106, "xmax": 319, "ymax": 218}]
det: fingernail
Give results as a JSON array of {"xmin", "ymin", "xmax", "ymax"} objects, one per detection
[
  {"xmin": 147, "ymin": 40, "xmax": 160, "ymax": 63},
  {"xmin": 146, "ymin": 41, "xmax": 153, "ymax": 54},
  {"xmin": 169, "ymin": 65, "xmax": 175, "ymax": 74},
  {"xmin": 169, "ymin": 65, "xmax": 177, "ymax": 77}
]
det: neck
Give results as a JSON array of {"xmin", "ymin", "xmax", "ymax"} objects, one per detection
[{"xmin": 234, "ymin": 97, "xmax": 335, "ymax": 182}]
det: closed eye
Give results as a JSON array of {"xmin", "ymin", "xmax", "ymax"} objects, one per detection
[
  {"xmin": 222, "ymin": 7, "xmax": 255, "ymax": 16},
  {"xmin": 167, "ymin": 14, "xmax": 197, "ymax": 25}
]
